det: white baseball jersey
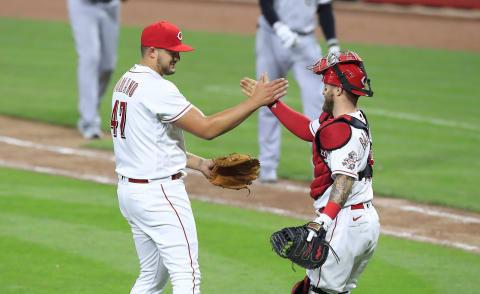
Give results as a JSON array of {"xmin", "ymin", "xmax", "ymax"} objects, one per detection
[
  {"xmin": 310, "ymin": 110, "xmax": 374, "ymax": 210},
  {"xmin": 258, "ymin": 0, "xmax": 331, "ymax": 33},
  {"xmin": 111, "ymin": 64, "xmax": 193, "ymax": 179}
]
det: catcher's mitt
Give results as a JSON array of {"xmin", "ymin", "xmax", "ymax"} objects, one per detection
[
  {"xmin": 209, "ymin": 153, "xmax": 260, "ymax": 190},
  {"xmin": 270, "ymin": 222, "xmax": 339, "ymax": 270}
]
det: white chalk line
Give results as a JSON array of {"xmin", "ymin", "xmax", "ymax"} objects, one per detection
[
  {"xmin": 0, "ymin": 159, "xmax": 116, "ymax": 185},
  {"xmin": 381, "ymin": 229, "xmax": 480, "ymax": 253},
  {"xmin": 401, "ymin": 205, "xmax": 480, "ymax": 224},
  {"xmin": 0, "ymin": 136, "xmax": 115, "ymax": 161},
  {"xmin": 0, "ymin": 159, "xmax": 479, "ymax": 254},
  {"xmin": 1, "ymin": 135, "xmax": 480, "ymax": 225},
  {"xmin": 367, "ymin": 108, "xmax": 478, "ymax": 131}
]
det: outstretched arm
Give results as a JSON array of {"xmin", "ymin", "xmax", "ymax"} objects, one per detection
[
  {"xmin": 174, "ymin": 74, "xmax": 288, "ymax": 140},
  {"xmin": 241, "ymin": 77, "xmax": 314, "ymax": 142},
  {"xmin": 269, "ymin": 101, "xmax": 314, "ymax": 142}
]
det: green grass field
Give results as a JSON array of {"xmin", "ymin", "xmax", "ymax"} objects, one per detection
[
  {"xmin": 1, "ymin": 18, "xmax": 479, "ymax": 211},
  {"xmin": 1, "ymin": 167, "xmax": 479, "ymax": 294},
  {"xmin": 1, "ymin": 17, "xmax": 480, "ymax": 294}
]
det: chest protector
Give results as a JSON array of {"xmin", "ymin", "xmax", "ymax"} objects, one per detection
[{"xmin": 310, "ymin": 111, "xmax": 374, "ymax": 199}]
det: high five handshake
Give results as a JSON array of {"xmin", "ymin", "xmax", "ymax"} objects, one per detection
[{"xmin": 242, "ymin": 73, "xmax": 288, "ymax": 106}]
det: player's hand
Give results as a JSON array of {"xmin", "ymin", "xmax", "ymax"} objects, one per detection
[
  {"xmin": 240, "ymin": 77, "xmax": 257, "ymax": 97},
  {"xmin": 328, "ymin": 44, "xmax": 340, "ymax": 55},
  {"xmin": 250, "ymin": 73, "xmax": 288, "ymax": 106},
  {"xmin": 306, "ymin": 222, "xmax": 321, "ymax": 242},
  {"xmin": 273, "ymin": 22, "xmax": 298, "ymax": 49},
  {"xmin": 307, "ymin": 214, "xmax": 333, "ymax": 241},
  {"xmin": 327, "ymin": 39, "xmax": 340, "ymax": 55},
  {"xmin": 199, "ymin": 158, "xmax": 215, "ymax": 179}
]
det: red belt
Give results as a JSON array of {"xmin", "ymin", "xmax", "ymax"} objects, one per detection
[
  {"xmin": 351, "ymin": 203, "xmax": 366, "ymax": 210},
  {"xmin": 125, "ymin": 172, "xmax": 182, "ymax": 183}
]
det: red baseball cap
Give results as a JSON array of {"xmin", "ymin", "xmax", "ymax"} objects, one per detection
[{"xmin": 141, "ymin": 21, "xmax": 194, "ymax": 52}]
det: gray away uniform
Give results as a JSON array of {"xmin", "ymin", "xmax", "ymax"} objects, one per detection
[
  {"xmin": 256, "ymin": 0, "xmax": 337, "ymax": 181},
  {"xmin": 68, "ymin": 0, "xmax": 121, "ymax": 138}
]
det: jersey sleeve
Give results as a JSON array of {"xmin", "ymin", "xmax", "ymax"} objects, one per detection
[
  {"xmin": 141, "ymin": 80, "xmax": 193, "ymax": 123},
  {"xmin": 328, "ymin": 128, "xmax": 367, "ymax": 180},
  {"xmin": 309, "ymin": 119, "xmax": 321, "ymax": 137},
  {"xmin": 269, "ymin": 101, "xmax": 314, "ymax": 142}
]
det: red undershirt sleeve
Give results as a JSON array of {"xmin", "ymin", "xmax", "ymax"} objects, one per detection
[{"xmin": 268, "ymin": 101, "xmax": 314, "ymax": 142}]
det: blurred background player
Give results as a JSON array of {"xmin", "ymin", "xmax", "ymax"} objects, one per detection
[
  {"xmin": 68, "ymin": 0, "xmax": 124, "ymax": 139},
  {"xmin": 256, "ymin": 0, "xmax": 340, "ymax": 182}
]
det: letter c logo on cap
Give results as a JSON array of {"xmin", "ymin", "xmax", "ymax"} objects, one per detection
[{"xmin": 177, "ymin": 32, "xmax": 182, "ymax": 40}]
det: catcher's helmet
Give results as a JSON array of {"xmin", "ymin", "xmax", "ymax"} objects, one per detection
[{"xmin": 309, "ymin": 50, "xmax": 373, "ymax": 97}]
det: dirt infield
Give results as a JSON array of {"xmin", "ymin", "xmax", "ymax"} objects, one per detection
[{"xmin": 1, "ymin": 0, "xmax": 480, "ymax": 253}]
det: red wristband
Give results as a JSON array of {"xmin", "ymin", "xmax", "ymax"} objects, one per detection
[{"xmin": 323, "ymin": 201, "xmax": 341, "ymax": 220}]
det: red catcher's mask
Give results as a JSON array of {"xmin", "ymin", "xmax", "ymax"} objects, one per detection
[{"xmin": 309, "ymin": 50, "xmax": 373, "ymax": 97}]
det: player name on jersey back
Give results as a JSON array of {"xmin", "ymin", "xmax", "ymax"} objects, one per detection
[{"xmin": 114, "ymin": 77, "xmax": 139, "ymax": 97}]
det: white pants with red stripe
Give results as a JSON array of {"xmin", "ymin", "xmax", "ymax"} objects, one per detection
[
  {"xmin": 307, "ymin": 202, "xmax": 380, "ymax": 294},
  {"xmin": 117, "ymin": 176, "xmax": 201, "ymax": 294}
]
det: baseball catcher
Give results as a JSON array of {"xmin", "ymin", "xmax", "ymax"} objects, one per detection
[
  {"xmin": 241, "ymin": 50, "xmax": 380, "ymax": 294},
  {"xmin": 208, "ymin": 153, "xmax": 260, "ymax": 190}
]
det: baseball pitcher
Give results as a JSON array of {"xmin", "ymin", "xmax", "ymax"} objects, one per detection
[{"xmin": 111, "ymin": 22, "xmax": 288, "ymax": 294}]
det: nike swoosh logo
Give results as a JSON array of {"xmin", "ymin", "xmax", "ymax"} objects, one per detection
[{"xmin": 353, "ymin": 216, "xmax": 362, "ymax": 221}]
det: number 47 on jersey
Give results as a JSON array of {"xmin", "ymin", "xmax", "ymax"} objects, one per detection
[{"xmin": 111, "ymin": 99, "xmax": 127, "ymax": 139}]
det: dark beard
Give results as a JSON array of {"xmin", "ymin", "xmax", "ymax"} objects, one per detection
[
  {"xmin": 322, "ymin": 98, "xmax": 334, "ymax": 115},
  {"xmin": 156, "ymin": 59, "xmax": 175, "ymax": 76}
]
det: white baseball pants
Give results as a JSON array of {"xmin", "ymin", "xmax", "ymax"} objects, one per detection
[
  {"xmin": 117, "ymin": 176, "xmax": 201, "ymax": 294},
  {"xmin": 307, "ymin": 202, "xmax": 380, "ymax": 294}
]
